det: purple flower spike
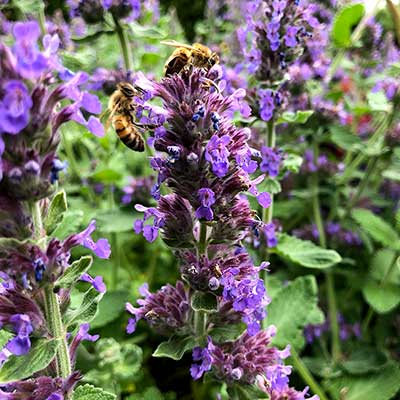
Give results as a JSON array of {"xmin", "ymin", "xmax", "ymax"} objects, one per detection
[
  {"xmin": 81, "ymin": 273, "xmax": 106, "ymax": 293},
  {"xmin": 205, "ymin": 134, "xmax": 231, "ymax": 177},
  {"xmin": 0, "ymin": 81, "xmax": 32, "ymax": 134},
  {"xmin": 195, "ymin": 188, "xmax": 216, "ymax": 221}
]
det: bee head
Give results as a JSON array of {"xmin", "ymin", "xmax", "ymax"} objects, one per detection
[
  {"xmin": 209, "ymin": 53, "xmax": 219, "ymax": 67},
  {"xmin": 118, "ymin": 82, "xmax": 137, "ymax": 98}
]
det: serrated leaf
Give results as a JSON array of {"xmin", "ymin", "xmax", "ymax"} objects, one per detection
[
  {"xmin": 91, "ymin": 290, "xmax": 128, "ymax": 329},
  {"xmin": 265, "ymin": 276, "xmax": 324, "ymax": 350},
  {"xmin": 362, "ymin": 280, "xmax": 400, "ymax": 313},
  {"xmin": 73, "ymin": 384, "xmax": 116, "ymax": 400},
  {"xmin": 332, "ymin": 3, "xmax": 365, "ymax": 48},
  {"xmin": 44, "ymin": 190, "xmax": 68, "ymax": 235},
  {"xmin": 276, "ymin": 234, "xmax": 342, "ymax": 269},
  {"xmin": 56, "ymin": 256, "xmax": 92, "ymax": 290},
  {"xmin": 153, "ymin": 335, "xmax": 196, "ymax": 360},
  {"xmin": 0, "ymin": 338, "xmax": 60, "ymax": 383},
  {"xmin": 0, "ymin": 330, "xmax": 13, "ymax": 349},
  {"xmin": 191, "ymin": 292, "xmax": 218, "ymax": 313},
  {"xmin": 352, "ymin": 209, "xmax": 400, "ymax": 250},
  {"xmin": 341, "ymin": 347, "xmax": 389, "ymax": 375},
  {"xmin": 324, "ymin": 362, "xmax": 400, "ymax": 400},
  {"xmin": 276, "ymin": 110, "xmax": 313, "ymax": 124},
  {"xmin": 65, "ymin": 287, "xmax": 104, "ymax": 327}
]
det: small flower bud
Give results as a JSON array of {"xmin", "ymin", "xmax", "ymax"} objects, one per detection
[
  {"xmin": 208, "ymin": 277, "xmax": 220, "ymax": 291},
  {"xmin": 24, "ymin": 160, "xmax": 40, "ymax": 175}
]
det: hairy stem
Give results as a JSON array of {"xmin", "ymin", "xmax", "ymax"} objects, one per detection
[
  {"xmin": 198, "ymin": 223, "xmax": 208, "ymax": 256},
  {"xmin": 30, "ymin": 201, "xmax": 72, "ymax": 379},
  {"xmin": 290, "ymin": 348, "xmax": 330, "ymax": 400},
  {"xmin": 113, "ymin": 16, "xmax": 133, "ymax": 71}
]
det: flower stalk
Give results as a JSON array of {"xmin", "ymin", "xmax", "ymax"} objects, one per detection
[{"xmin": 113, "ymin": 15, "xmax": 133, "ymax": 72}]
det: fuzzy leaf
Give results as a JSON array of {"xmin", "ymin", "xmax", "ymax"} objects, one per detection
[
  {"xmin": 153, "ymin": 336, "xmax": 196, "ymax": 361},
  {"xmin": 276, "ymin": 110, "xmax": 313, "ymax": 124},
  {"xmin": 324, "ymin": 362, "xmax": 400, "ymax": 400},
  {"xmin": 352, "ymin": 209, "xmax": 400, "ymax": 250},
  {"xmin": 44, "ymin": 190, "xmax": 68, "ymax": 235},
  {"xmin": 362, "ymin": 280, "xmax": 400, "ymax": 313},
  {"xmin": 73, "ymin": 384, "xmax": 116, "ymax": 400},
  {"xmin": 276, "ymin": 234, "xmax": 342, "ymax": 269},
  {"xmin": 265, "ymin": 276, "xmax": 324, "ymax": 350},
  {"xmin": 332, "ymin": 3, "xmax": 365, "ymax": 48},
  {"xmin": 65, "ymin": 287, "xmax": 104, "ymax": 327},
  {"xmin": 191, "ymin": 292, "xmax": 218, "ymax": 313},
  {"xmin": 91, "ymin": 290, "xmax": 129, "ymax": 329},
  {"xmin": 52, "ymin": 210, "xmax": 84, "ymax": 239},
  {"xmin": 0, "ymin": 338, "xmax": 60, "ymax": 383},
  {"xmin": 341, "ymin": 347, "xmax": 389, "ymax": 375},
  {"xmin": 55, "ymin": 256, "xmax": 92, "ymax": 290}
]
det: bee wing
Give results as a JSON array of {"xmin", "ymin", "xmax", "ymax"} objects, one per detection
[
  {"xmin": 161, "ymin": 40, "xmax": 195, "ymax": 50},
  {"xmin": 102, "ymin": 103, "xmax": 120, "ymax": 132}
]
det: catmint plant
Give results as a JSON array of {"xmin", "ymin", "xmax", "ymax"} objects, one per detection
[
  {"xmin": 0, "ymin": 20, "xmax": 112, "ymax": 398},
  {"xmin": 126, "ymin": 64, "xmax": 319, "ymax": 399}
]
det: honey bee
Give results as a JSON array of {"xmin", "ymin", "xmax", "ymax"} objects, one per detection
[
  {"xmin": 212, "ymin": 264, "xmax": 222, "ymax": 278},
  {"xmin": 161, "ymin": 40, "xmax": 219, "ymax": 76},
  {"xmin": 105, "ymin": 82, "xmax": 146, "ymax": 152}
]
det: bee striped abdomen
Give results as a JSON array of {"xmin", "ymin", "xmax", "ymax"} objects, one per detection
[{"xmin": 113, "ymin": 115, "xmax": 145, "ymax": 152}]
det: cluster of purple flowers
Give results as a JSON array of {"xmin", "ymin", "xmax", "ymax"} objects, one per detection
[
  {"xmin": 0, "ymin": 20, "xmax": 110, "ymax": 397},
  {"xmin": 293, "ymin": 222, "xmax": 362, "ymax": 247},
  {"xmin": 301, "ymin": 149, "xmax": 343, "ymax": 175},
  {"xmin": 125, "ymin": 66, "xmax": 318, "ymax": 396},
  {"xmin": 304, "ymin": 313, "xmax": 361, "ymax": 344}
]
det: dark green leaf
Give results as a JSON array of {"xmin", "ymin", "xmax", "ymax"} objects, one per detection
[
  {"xmin": 329, "ymin": 125, "xmax": 362, "ymax": 150},
  {"xmin": 0, "ymin": 338, "xmax": 60, "ymax": 383},
  {"xmin": 276, "ymin": 234, "xmax": 342, "ymax": 269},
  {"xmin": 44, "ymin": 190, "xmax": 68, "ymax": 235},
  {"xmin": 191, "ymin": 292, "xmax": 218, "ymax": 313},
  {"xmin": 332, "ymin": 3, "xmax": 365, "ymax": 48},
  {"xmin": 55, "ymin": 256, "xmax": 92, "ymax": 290},
  {"xmin": 341, "ymin": 348, "xmax": 389, "ymax": 375},
  {"xmin": 153, "ymin": 336, "xmax": 196, "ymax": 360}
]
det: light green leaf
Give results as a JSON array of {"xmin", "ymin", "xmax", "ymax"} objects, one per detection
[
  {"xmin": 96, "ymin": 210, "xmax": 137, "ymax": 233},
  {"xmin": 367, "ymin": 91, "xmax": 391, "ymax": 112},
  {"xmin": 65, "ymin": 287, "xmax": 104, "ymax": 327},
  {"xmin": 44, "ymin": 190, "xmax": 68, "ymax": 235},
  {"xmin": 91, "ymin": 290, "xmax": 129, "ymax": 329},
  {"xmin": 352, "ymin": 209, "xmax": 400, "ymax": 250},
  {"xmin": 52, "ymin": 210, "xmax": 84, "ymax": 239},
  {"xmin": 191, "ymin": 292, "xmax": 218, "ymax": 313},
  {"xmin": 91, "ymin": 169, "xmax": 123, "ymax": 184},
  {"xmin": 276, "ymin": 110, "xmax": 313, "ymax": 125},
  {"xmin": 0, "ymin": 330, "xmax": 13, "ymax": 348},
  {"xmin": 362, "ymin": 280, "xmax": 400, "ymax": 313},
  {"xmin": 153, "ymin": 336, "xmax": 196, "ymax": 361},
  {"xmin": 0, "ymin": 338, "xmax": 60, "ymax": 383},
  {"xmin": 282, "ymin": 153, "xmax": 303, "ymax": 173},
  {"xmin": 324, "ymin": 362, "xmax": 400, "ymax": 400},
  {"xmin": 370, "ymin": 249, "xmax": 400, "ymax": 285},
  {"xmin": 265, "ymin": 276, "xmax": 324, "ymax": 350},
  {"xmin": 382, "ymin": 168, "xmax": 400, "ymax": 182},
  {"xmin": 276, "ymin": 234, "xmax": 342, "ymax": 269},
  {"xmin": 73, "ymin": 384, "xmax": 116, "ymax": 400},
  {"xmin": 332, "ymin": 3, "xmax": 365, "ymax": 48},
  {"xmin": 55, "ymin": 256, "xmax": 92, "ymax": 290}
]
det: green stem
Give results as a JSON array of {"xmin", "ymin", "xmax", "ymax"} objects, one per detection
[
  {"xmin": 193, "ymin": 309, "xmax": 207, "ymax": 339},
  {"xmin": 290, "ymin": 348, "xmax": 330, "ymax": 400},
  {"xmin": 44, "ymin": 287, "xmax": 72, "ymax": 378},
  {"xmin": 362, "ymin": 252, "xmax": 399, "ymax": 333},
  {"xmin": 61, "ymin": 129, "xmax": 81, "ymax": 179},
  {"xmin": 38, "ymin": 2, "xmax": 47, "ymax": 37},
  {"xmin": 310, "ymin": 154, "xmax": 341, "ymax": 362},
  {"xmin": 198, "ymin": 223, "xmax": 208, "ymax": 256},
  {"xmin": 30, "ymin": 201, "xmax": 71, "ymax": 379},
  {"xmin": 113, "ymin": 16, "xmax": 133, "ymax": 71}
]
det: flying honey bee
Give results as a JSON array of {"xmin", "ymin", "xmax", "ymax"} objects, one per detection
[
  {"xmin": 161, "ymin": 40, "xmax": 219, "ymax": 76},
  {"xmin": 104, "ymin": 82, "xmax": 146, "ymax": 152}
]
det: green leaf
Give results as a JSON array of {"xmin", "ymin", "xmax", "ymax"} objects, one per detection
[
  {"xmin": 209, "ymin": 324, "xmax": 244, "ymax": 342},
  {"xmin": 367, "ymin": 91, "xmax": 391, "ymax": 112},
  {"xmin": 329, "ymin": 125, "xmax": 362, "ymax": 150},
  {"xmin": 73, "ymin": 384, "xmax": 116, "ymax": 400},
  {"xmin": 275, "ymin": 234, "xmax": 342, "ymax": 269},
  {"xmin": 0, "ymin": 330, "xmax": 13, "ymax": 348},
  {"xmin": 91, "ymin": 169, "xmax": 123, "ymax": 184},
  {"xmin": 265, "ymin": 276, "xmax": 324, "ymax": 350},
  {"xmin": 324, "ymin": 362, "xmax": 400, "ymax": 400},
  {"xmin": 44, "ymin": 190, "xmax": 68, "ymax": 235},
  {"xmin": 362, "ymin": 280, "xmax": 400, "ymax": 313},
  {"xmin": 0, "ymin": 338, "xmax": 60, "ymax": 383},
  {"xmin": 276, "ymin": 110, "xmax": 313, "ymax": 124},
  {"xmin": 91, "ymin": 290, "xmax": 129, "ymax": 329},
  {"xmin": 282, "ymin": 153, "xmax": 303, "ymax": 174},
  {"xmin": 352, "ymin": 209, "xmax": 400, "ymax": 250},
  {"xmin": 332, "ymin": 3, "xmax": 365, "ymax": 48},
  {"xmin": 96, "ymin": 210, "xmax": 137, "ymax": 233},
  {"xmin": 228, "ymin": 384, "xmax": 270, "ymax": 399},
  {"xmin": 191, "ymin": 292, "xmax": 218, "ymax": 313},
  {"xmin": 382, "ymin": 168, "xmax": 400, "ymax": 182},
  {"xmin": 341, "ymin": 347, "xmax": 389, "ymax": 375},
  {"xmin": 370, "ymin": 249, "xmax": 400, "ymax": 285},
  {"xmin": 65, "ymin": 287, "xmax": 104, "ymax": 327},
  {"xmin": 52, "ymin": 210, "xmax": 84, "ymax": 239},
  {"xmin": 153, "ymin": 335, "xmax": 196, "ymax": 360},
  {"xmin": 55, "ymin": 256, "xmax": 92, "ymax": 290}
]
